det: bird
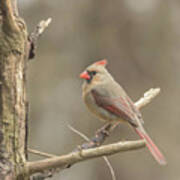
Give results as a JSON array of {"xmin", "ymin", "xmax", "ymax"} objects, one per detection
[{"xmin": 79, "ymin": 59, "xmax": 166, "ymax": 165}]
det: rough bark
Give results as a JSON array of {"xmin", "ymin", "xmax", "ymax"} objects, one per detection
[{"xmin": 0, "ymin": 0, "xmax": 28, "ymax": 179}]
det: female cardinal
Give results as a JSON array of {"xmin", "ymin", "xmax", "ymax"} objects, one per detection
[{"xmin": 80, "ymin": 59, "xmax": 166, "ymax": 165}]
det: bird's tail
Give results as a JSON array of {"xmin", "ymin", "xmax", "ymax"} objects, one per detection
[{"xmin": 135, "ymin": 127, "xmax": 167, "ymax": 165}]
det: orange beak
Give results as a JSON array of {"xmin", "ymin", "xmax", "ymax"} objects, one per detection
[{"xmin": 80, "ymin": 71, "xmax": 90, "ymax": 80}]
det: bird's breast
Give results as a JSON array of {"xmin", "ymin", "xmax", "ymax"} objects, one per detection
[{"xmin": 84, "ymin": 91, "xmax": 119, "ymax": 122}]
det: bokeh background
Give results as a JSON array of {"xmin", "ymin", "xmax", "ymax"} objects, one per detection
[{"xmin": 19, "ymin": 0, "xmax": 179, "ymax": 179}]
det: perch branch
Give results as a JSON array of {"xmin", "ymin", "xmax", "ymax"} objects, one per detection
[
  {"xmin": 27, "ymin": 140, "xmax": 145, "ymax": 175},
  {"xmin": 0, "ymin": 0, "xmax": 19, "ymax": 32},
  {"xmin": 28, "ymin": 18, "xmax": 52, "ymax": 59}
]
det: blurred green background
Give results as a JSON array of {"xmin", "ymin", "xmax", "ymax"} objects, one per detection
[{"xmin": 19, "ymin": 0, "xmax": 179, "ymax": 179}]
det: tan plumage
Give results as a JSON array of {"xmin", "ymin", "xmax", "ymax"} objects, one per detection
[{"xmin": 80, "ymin": 59, "xmax": 167, "ymax": 165}]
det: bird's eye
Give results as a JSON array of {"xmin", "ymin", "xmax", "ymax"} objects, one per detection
[{"xmin": 91, "ymin": 71, "xmax": 97, "ymax": 76}]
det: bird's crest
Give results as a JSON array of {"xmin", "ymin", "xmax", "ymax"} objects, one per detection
[{"xmin": 94, "ymin": 59, "xmax": 108, "ymax": 66}]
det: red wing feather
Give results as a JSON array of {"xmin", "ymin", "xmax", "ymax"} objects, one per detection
[{"xmin": 91, "ymin": 89, "xmax": 138, "ymax": 127}]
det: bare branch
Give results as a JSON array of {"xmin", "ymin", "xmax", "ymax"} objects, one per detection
[
  {"xmin": 0, "ymin": 0, "xmax": 19, "ymax": 32},
  {"xmin": 28, "ymin": 18, "xmax": 52, "ymax": 59},
  {"xmin": 27, "ymin": 140, "xmax": 145, "ymax": 175},
  {"xmin": 135, "ymin": 88, "xmax": 160, "ymax": 109}
]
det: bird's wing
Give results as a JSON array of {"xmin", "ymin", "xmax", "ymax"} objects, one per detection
[{"xmin": 91, "ymin": 88, "xmax": 139, "ymax": 127}]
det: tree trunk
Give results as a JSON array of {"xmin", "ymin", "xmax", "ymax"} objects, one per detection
[{"xmin": 0, "ymin": 0, "xmax": 28, "ymax": 179}]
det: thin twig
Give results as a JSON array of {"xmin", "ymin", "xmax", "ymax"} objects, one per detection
[
  {"xmin": 37, "ymin": 18, "xmax": 52, "ymax": 35},
  {"xmin": 103, "ymin": 156, "xmax": 116, "ymax": 180},
  {"xmin": 28, "ymin": 148, "xmax": 57, "ymax": 158},
  {"xmin": 68, "ymin": 125, "xmax": 116, "ymax": 180},
  {"xmin": 68, "ymin": 125, "xmax": 90, "ymax": 141},
  {"xmin": 28, "ymin": 18, "xmax": 52, "ymax": 59}
]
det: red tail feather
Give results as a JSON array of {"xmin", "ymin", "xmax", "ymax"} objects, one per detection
[{"xmin": 135, "ymin": 128, "xmax": 167, "ymax": 165}]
